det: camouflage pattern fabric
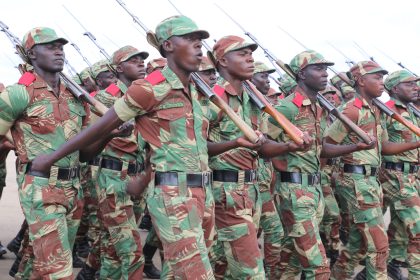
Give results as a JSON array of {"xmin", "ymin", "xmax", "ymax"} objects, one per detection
[
  {"xmin": 146, "ymin": 58, "xmax": 167, "ymax": 74},
  {"xmin": 253, "ymin": 61, "xmax": 275, "ymax": 75},
  {"xmin": 210, "ymin": 35, "xmax": 257, "ymax": 63},
  {"xmin": 113, "ymin": 65, "xmax": 215, "ymax": 279},
  {"xmin": 325, "ymin": 95, "xmax": 389, "ymax": 280},
  {"xmin": 22, "ymin": 27, "xmax": 68, "ymax": 50},
  {"xmin": 112, "ymin": 45, "xmax": 149, "ymax": 65},
  {"xmin": 287, "ymin": 50, "xmax": 334, "ymax": 76},
  {"xmin": 267, "ymin": 86, "xmax": 330, "ymax": 279}
]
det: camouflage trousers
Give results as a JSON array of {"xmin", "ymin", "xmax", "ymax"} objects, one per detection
[
  {"xmin": 332, "ymin": 171, "xmax": 389, "ymax": 280},
  {"xmin": 0, "ymin": 160, "xmax": 6, "ymax": 198},
  {"xmin": 258, "ymin": 189, "xmax": 283, "ymax": 280},
  {"xmin": 147, "ymin": 177, "xmax": 215, "ymax": 280},
  {"xmin": 96, "ymin": 163, "xmax": 144, "ymax": 280},
  {"xmin": 16, "ymin": 165, "xmax": 84, "ymax": 280},
  {"xmin": 210, "ymin": 180, "xmax": 265, "ymax": 280},
  {"xmin": 319, "ymin": 172, "xmax": 341, "ymax": 252},
  {"xmin": 274, "ymin": 174, "xmax": 330, "ymax": 280},
  {"xmin": 380, "ymin": 166, "xmax": 420, "ymax": 280}
]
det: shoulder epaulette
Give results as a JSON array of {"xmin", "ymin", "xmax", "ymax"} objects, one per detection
[
  {"xmin": 18, "ymin": 72, "xmax": 36, "ymax": 87},
  {"xmin": 385, "ymin": 100, "xmax": 395, "ymax": 109},
  {"xmin": 105, "ymin": 83, "xmax": 120, "ymax": 97},
  {"xmin": 354, "ymin": 98, "xmax": 363, "ymax": 109},
  {"xmin": 145, "ymin": 70, "xmax": 166, "ymax": 86},
  {"xmin": 213, "ymin": 84, "xmax": 225, "ymax": 97},
  {"xmin": 90, "ymin": 91, "xmax": 98, "ymax": 97},
  {"xmin": 292, "ymin": 92, "xmax": 304, "ymax": 107}
]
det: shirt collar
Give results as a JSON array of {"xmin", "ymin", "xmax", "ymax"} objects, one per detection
[{"xmin": 161, "ymin": 65, "xmax": 185, "ymax": 90}]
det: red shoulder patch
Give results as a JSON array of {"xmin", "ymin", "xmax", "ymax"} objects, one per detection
[
  {"xmin": 279, "ymin": 94, "xmax": 285, "ymax": 100},
  {"xmin": 18, "ymin": 72, "xmax": 36, "ymax": 86},
  {"xmin": 90, "ymin": 91, "xmax": 98, "ymax": 97},
  {"xmin": 385, "ymin": 100, "xmax": 395, "ymax": 109},
  {"xmin": 292, "ymin": 92, "xmax": 304, "ymax": 107},
  {"xmin": 213, "ymin": 84, "xmax": 225, "ymax": 97},
  {"xmin": 105, "ymin": 83, "xmax": 120, "ymax": 97},
  {"xmin": 145, "ymin": 70, "xmax": 166, "ymax": 86},
  {"xmin": 354, "ymin": 98, "xmax": 363, "ymax": 109}
]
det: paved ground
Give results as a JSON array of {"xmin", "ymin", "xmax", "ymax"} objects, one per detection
[{"xmin": 0, "ymin": 153, "xmax": 408, "ymax": 279}]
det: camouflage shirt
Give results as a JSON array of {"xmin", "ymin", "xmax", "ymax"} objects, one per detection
[
  {"xmin": 0, "ymin": 72, "xmax": 90, "ymax": 167},
  {"xmin": 93, "ymin": 80, "xmax": 142, "ymax": 163},
  {"xmin": 324, "ymin": 95, "xmax": 387, "ymax": 166},
  {"xmin": 207, "ymin": 77, "xmax": 261, "ymax": 171},
  {"xmin": 382, "ymin": 98, "xmax": 419, "ymax": 163},
  {"xmin": 113, "ymin": 65, "xmax": 209, "ymax": 172},
  {"xmin": 268, "ymin": 86, "xmax": 327, "ymax": 173}
]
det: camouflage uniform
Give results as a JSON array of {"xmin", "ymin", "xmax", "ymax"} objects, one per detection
[
  {"xmin": 113, "ymin": 15, "xmax": 216, "ymax": 280},
  {"xmin": 206, "ymin": 35, "xmax": 265, "ymax": 280},
  {"xmin": 268, "ymin": 50, "xmax": 333, "ymax": 279},
  {"xmin": 146, "ymin": 57, "xmax": 167, "ymax": 74},
  {"xmin": 278, "ymin": 74, "xmax": 297, "ymax": 97},
  {"xmin": 379, "ymin": 70, "xmax": 420, "ymax": 279},
  {"xmin": 0, "ymin": 27, "xmax": 88, "ymax": 279},
  {"xmin": 328, "ymin": 61, "xmax": 390, "ymax": 280}
]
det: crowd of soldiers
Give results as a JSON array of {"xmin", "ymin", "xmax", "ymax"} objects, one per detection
[{"xmin": 0, "ymin": 14, "xmax": 419, "ymax": 280}]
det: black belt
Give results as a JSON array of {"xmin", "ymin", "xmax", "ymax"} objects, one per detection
[
  {"xmin": 343, "ymin": 164, "xmax": 378, "ymax": 176},
  {"xmin": 88, "ymin": 156, "xmax": 101, "ymax": 166},
  {"xmin": 384, "ymin": 162, "xmax": 419, "ymax": 174},
  {"xmin": 154, "ymin": 172, "xmax": 211, "ymax": 187},
  {"xmin": 101, "ymin": 158, "xmax": 144, "ymax": 175},
  {"xmin": 26, "ymin": 163, "xmax": 80, "ymax": 180},
  {"xmin": 279, "ymin": 171, "xmax": 320, "ymax": 185},
  {"xmin": 326, "ymin": 158, "xmax": 337, "ymax": 165},
  {"xmin": 212, "ymin": 170, "xmax": 257, "ymax": 183}
]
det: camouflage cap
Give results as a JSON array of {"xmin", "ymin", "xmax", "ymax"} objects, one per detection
[
  {"xmin": 253, "ymin": 61, "xmax": 275, "ymax": 75},
  {"xmin": 79, "ymin": 67, "xmax": 93, "ymax": 81},
  {"xmin": 73, "ymin": 74, "xmax": 82, "ymax": 85},
  {"xmin": 211, "ymin": 35, "xmax": 258, "ymax": 63},
  {"xmin": 146, "ymin": 57, "xmax": 167, "ymax": 74},
  {"xmin": 340, "ymin": 84, "xmax": 356, "ymax": 95},
  {"xmin": 22, "ymin": 27, "xmax": 68, "ymax": 50},
  {"xmin": 198, "ymin": 56, "xmax": 215, "ymax": 72},
  {"xmin": 320, "ymin": 86, "xmax": 338, "ymax": 95},
  {"xmin": 112, "ymin": 45, "xmax": 149, "ymax": 65},
  {"xmin": 330, "ymin": 73, "xmax": 346, "ymax": 88},
  {"xmin": 91, "ymin": 60, "xmax": 112, "ymax": 79},
  {"xmin": 384, "ymin": 69, "xmax": 420, "ymax": 91},
  {"xmin": 348, "ymin": 61, "xmax": 388, "ymax": 83},
  {"xmin": 279, "ymin": 75, "xmax": 297, "ymax": 94},
  {"xmin": 288, "ymin": 50, "xmax": 334, "ymax": 76},
  {"xmin": 155, "ymin": 15, "xmax": 209, "ymax": 45}
]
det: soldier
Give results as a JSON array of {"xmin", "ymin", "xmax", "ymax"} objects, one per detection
[
  {"xmin": 0, "ymin": 27, "xmax": 122, "ymax": 279},
  {"xmin": 0, "ymin": 136, "xmax": 13, "ymax": 257},
  {"xmin": 378, "ymin": 70, "xmax": 420, "ymax": 280},
  {"xmin": 79, "ymin": 66, "xmax": 99, "ymax": 93},
  {"xmin": 278, "ymin": 74, "xmax": 297, "ymax": 97},
  {"xmin": 250, "ymin": 61, "xmax": 284, "ymax": 279},
  {"xmin": 266, "ymin": 50, "xmax": 333, "ymax": 279},
  {"xmin": 323, "ymin": 61, "xmax": 412, "ymax": 279},
  {"xmin": 197, "ymin": 56, "xmax": 217, "ymax": 88},
  {"xmin": 145, "ymin": 57, "xmax": 166, "ymax": 74},
  {"xmin": 30, "ymin": 15, "xmax": 218, "ymax": 279},
  {"xmin": 91, "ymin": 59, "xmax": 118, "ymax": 90}
]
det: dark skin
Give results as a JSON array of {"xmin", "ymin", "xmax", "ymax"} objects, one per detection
[
  {"xmin": 251, "ymin": 71, "xmax": 270, "ymax": 95},
  {"xmin": 96, "ymin": 70, "xmax": 118, "ymax": 90},
  {"xmin": 197, "ymin": 68, "xmax": 217, "ymax": 88},
  {"xmin": 343, "ymin": 90, "xmax": 356, "ymax": 102},
  {"xmin": 116, "ymin": 54, "xmax": 146, "ymax": 87},
  {"xmin": 29, "ymin": 33, "xmax": 205, "ymax": 193},
  {"xmin": 323, "ymin": 92, "xmax": 336, "ymax": 107},
  {"xmin": 82, "ymin": 76, "xmax": 98, "ymax": 93}
]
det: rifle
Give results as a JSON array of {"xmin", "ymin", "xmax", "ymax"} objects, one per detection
[
  {"xmin": 374, "ymin": 46, "xmax": 417, "ymax": 77},
  {"xmin": 327, "ymin": 41, "xmax": 355, "ymax": 67},
  {"xmin": 408, "ymin": 103, "xmax": 420, "ymax": 118},
  {"xmin": 115, "ymin": 0, "xmax": 260, "ymax": 143}
]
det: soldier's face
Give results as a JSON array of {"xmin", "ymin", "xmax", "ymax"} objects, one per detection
[
  {"xmin": 394, "ymin": 81, "xmax": 419, "ymax": 103},
  {"xmin": 360, "ymin": 73, "xmax": 384, "ymax": 98},
  {"xmin": 96, "ymin": 71, "xmax": 118, "ymax": 90},
  {"xmin": 197, "ymin": 69, "xmax": 217, "ymax": 88},
  {"xmin": 343, "ymin": 90, "xmax": 355, "ymax": 102},
  {"xmin": 323, "ymin": 93, "xmax": 336, "ymax": 106},
  {"xmin": 301, "ymin": 64, "xmax": 328, "ymax": 91},
  {"xmin": 222, "ymin": 47, "xmax": 254, "ymax": 80},
  {"xmin": 82, "ymin": 77, "xmax": 98, "ymax": 93},
  {"xmin": 29, "ymin": 42, "xmax": 65, "ymax": 73},
  {"xmin": 118, "ymin": 55, "xmax": 146, "ymax": 81},
  {"xmin": 166, "ymin": 33, "xmax": 203, "ymax": 72},
  {"xmin": 251, "ymin": 72, "xmax": 270, "ymax": 95}
]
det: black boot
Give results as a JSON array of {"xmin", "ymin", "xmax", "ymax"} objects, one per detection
[
  {"xmin": 76, "ymin": 236, "xmax": 91, "ymax": 258},
  {"xmin": 143, "ymin": 243, "xmax": 160, "ymax": 279},
  {"xmin": 7, "ymin": 220, "xmax": 28, "ymax": 255},
  {"xmin": 387, "ymin": 259, "xmax": 407, "ymax": 280},
  {"xmin": 0, "ymin": 242, "xmax": 7, "ymax": 257},
  {"xmin": 76, "ymin": 263, "xmax": 98, "ymax": 280},
  {"xmin": 73, "ymin": 247, "xmax": 85, "ymax": 268},
  {"xmin": 9, "ymin": 254, "xmax": 22, "ymax": 277},
  {"xmin": 354, "ymin": 267, "xmax": 366, "ymax": 280},
  {"xmin": 139, "ymin": 214, "xmax": 153, "ymax": 231}
]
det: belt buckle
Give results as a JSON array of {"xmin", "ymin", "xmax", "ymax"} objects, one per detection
[
  {"xmin": 251, "ymin": 170, "xmax": 257, "ymax": 182},
  {"xmin": 202, "ymin": 172, "xmax": 210, "ymax": 186},
  {"xmin": 69, "ymin": 167, "xmax": 76, "ymax": 180},
  {"xmin": 311, "ymin": 173, "xmax": 320, "ymax": 185}
]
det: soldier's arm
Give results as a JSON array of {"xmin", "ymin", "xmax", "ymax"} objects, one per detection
[{"xmin": 381, "ymin": 118, "xmax": 420, "ymax": 154}]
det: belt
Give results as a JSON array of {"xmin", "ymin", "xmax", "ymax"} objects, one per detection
[
  {"xmin": 101, "ymin": 158, "xmax": 144, "ymax": 175},
  {"xmin": 279, "ymin": 171, "xmax": 320, "ymax": 185},
  {"xmin": 88, "ymin": 156, "xmax": 101, "ymax": 166},
  {"xmin": 154, "ymin": 172, "xmax": 211, "ymax": 187},
  {"xmin": 26, "ymin": 163, "xmax": 80, "ymax": 180},
  {"xmin": 212, "ymin": 170, "xmax": 257, "ymax": 183},
  {"xmin": 384, "ymin": 162, "xmax": 419, "ymax": 174},
  {"xmin": 326, "ymin": 158, "xmax": 337, "ymax": 165},
  {"xmin": 343, "ymin": 164, "xmax": 378, "ymax": 176}
]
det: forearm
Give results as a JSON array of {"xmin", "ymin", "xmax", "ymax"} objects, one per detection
[
  {"xmin": 259, "ymin": 139, "xmax": 291, "ymax": 158},
  {"xmin": 207, "ymin": 140, "xmax": 239, "ymax": 156},
  {"xmin": 321, "ymin": 140, "xmax": 359, "ymax": 158},
  {"xmin": 381, "ymin": 141, "xmax": 420, "ymax": 155},
  {"xmin": 79, "ymin": 135, "xmax": 114, "ymax": 162}
]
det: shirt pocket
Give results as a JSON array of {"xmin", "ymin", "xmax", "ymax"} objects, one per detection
[
  {"xmin": 66, "ymin": 102, "xmax": 86, "ymax": 136},
  {"xmin": 155, "ymin": 102, "xmax": 187, "ymax": 141},
  {"xmin": 25, "ymin": 101, "xmax": 55, "ymax": 134}
]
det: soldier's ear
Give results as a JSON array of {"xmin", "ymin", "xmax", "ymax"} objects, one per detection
[
  {"xmin": 161, "ymin": 39, "xmax": 174, "ymax": 54},
  {"xmin": 115, "ymin": 64, "xmax": 124, "ymax": 74},
  {"xmin": 297, "ymin": 69, "xmax": 305, "ymax": 81},
  {"xmin": 218, "ymin": 56, "xmax": 228, "ymax": 69},
  {"xmin": 26, "ymin": 48, "xmax": 36, "ymax": 61}
]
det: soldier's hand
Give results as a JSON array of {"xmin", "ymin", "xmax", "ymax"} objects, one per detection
[
  {"xmin": 111, "ymin": 122, "xmax": 134, "ymax": 138},
  {"xmin": 288, "ymin": 132, "xmax": 313, "ymax": 152},
  {"xmin": 236, "ymin": 131, "xmax": 266, "ymax": 151},
  {"xmin": 356, "ymin": 136, "xmax": 376, "ymax": 151},
  {"xmin": 29, "ymin": 154, "xmax": 54, "ymax": 174}
]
